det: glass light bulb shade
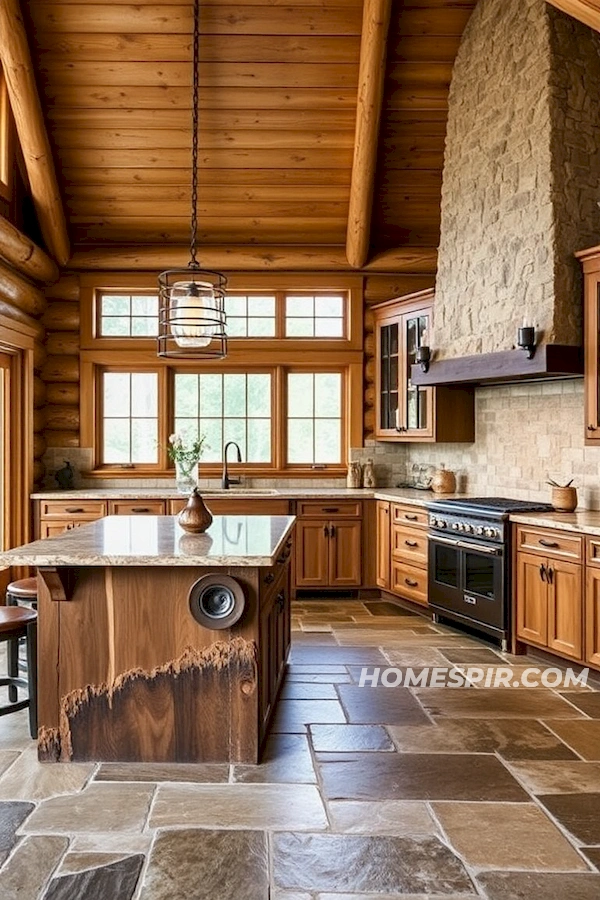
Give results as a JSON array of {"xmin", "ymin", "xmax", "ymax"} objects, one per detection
[{"xmin": 169, "ymin": 280, "xmax": 225, "ymax": 348}]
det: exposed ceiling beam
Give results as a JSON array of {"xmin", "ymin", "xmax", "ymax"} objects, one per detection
[
  {"xmin": 346, "ymin": 0, "xmax": 393, "ymax": 269},
  {"xmin": 67, "ymin": 244, "xmax": 438, "ymax": 274},
  {"xmin": 0, "ymin": 0, "xmax": 70, "ymax": 265},
  {"xmin": 546, "ymin": 0, "xmax": 600, "ymax": 31},
  {"xmin": 0, "ymin": 214, "xmax": 58, "ymax": 284}
]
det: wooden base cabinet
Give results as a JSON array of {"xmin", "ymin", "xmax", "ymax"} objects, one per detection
[
  {"xmin": 586, "ymin": 567, "xmax": 600, "ymax": 668},
  {"xmin": 516, "ymin": 550, "xmax": 583, "ymax": 661},
  {"xmin": 389, "ymin": 503, "xmax": 428, "ymax": 607},
  {"xmin": 294, "ymin": 518, "xmax": 362, "ymax": 589},
  {"xmin": 376, "ymin": 501, "xmax": 391, "ymax": 590}
]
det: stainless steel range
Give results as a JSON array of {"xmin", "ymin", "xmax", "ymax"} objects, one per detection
[{"xmin": 427, "ymin": 497, "xmax": 553, "ymax": 650}]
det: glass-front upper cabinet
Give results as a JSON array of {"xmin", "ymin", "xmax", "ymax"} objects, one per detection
[
  {"xmin": 372, "ymin": 289, "xmax": 474, "ymax": 444},
  {"xmin": 578, "ymin": 245, "xmax": 600, "ymax": 444}
]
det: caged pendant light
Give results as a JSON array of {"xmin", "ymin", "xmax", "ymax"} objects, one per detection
[{"xmin": 157, "ymin": 0, "xmax": 227, "ymax": 359}]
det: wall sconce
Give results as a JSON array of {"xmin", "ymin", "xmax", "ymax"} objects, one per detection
[
  {"xmin": 416, "ymin": 345, "xmax": 431, "ymax": 373},
  {"xmin": 517, "ymin": 326, "xmax": 536, "ymax": 360}
]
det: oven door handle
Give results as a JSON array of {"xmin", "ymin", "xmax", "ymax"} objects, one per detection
[{"xmin": 431, "ymin": 535, "xmax": 501, "ymax": 556}]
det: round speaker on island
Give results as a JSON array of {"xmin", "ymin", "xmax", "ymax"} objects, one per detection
[{"xmin": 188, "ymin": 574, "xmax": 245, "ymax": 629}]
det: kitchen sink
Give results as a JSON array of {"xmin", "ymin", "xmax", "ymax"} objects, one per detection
[{"xmin": 203, "ymin": 488, "xmax": 280, "ymax": 495}]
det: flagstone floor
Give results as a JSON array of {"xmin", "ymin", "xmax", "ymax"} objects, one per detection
[{"xmin": 0, "ymin": 598, "xmax": 599, "ymax": 899}]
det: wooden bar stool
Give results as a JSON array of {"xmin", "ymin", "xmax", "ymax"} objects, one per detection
[
  {"xmin": 0, "ymin": 607, "xmax": 37, "ymax": 740},
  {"xmin": 6, "ymin": 577, "xmax": 38, "ymax": 704}
]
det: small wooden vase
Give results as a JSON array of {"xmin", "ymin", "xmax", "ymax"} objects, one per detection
[
  {"xmin": 431, "ymin": 467, "xmax": 457, "ymax": 494},
  {"xmin": 551, "ymin": 486, "xmax": 577, "ymax": 513},
  {"xmin": 178, "ymin": 488, "xmax": 213, "ymax": 533}
]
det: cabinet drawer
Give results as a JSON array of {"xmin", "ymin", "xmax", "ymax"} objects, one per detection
[
  {"xmin": 391, "ymin": 561, "xmax": 428, "ymax": 606},
  {"xmin": 40, "ymin": 500, "xmax": 107, "ymax": 519},
  {"xmin": 296, "ymin": 500, "xmax": 362, "ymax": 518},
  {"xmin": 516, "ymin": 526, "xmax": 582, "ymax": 561},
  {"xmin": 392, "ymin": 524, "xmax": 428, "ymax": 567},
  {"xmin": 109, "ymin": 500, "xmax": 166, "ymax": 516},
  {"xmin": 392, "ymin": 503, "xmax": 428, "ymax": 529},
  {"xmin": 586, "ymin": 537, "xmax": 600, "ymax": 568}
]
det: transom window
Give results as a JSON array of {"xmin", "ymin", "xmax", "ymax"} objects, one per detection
[
  {"xmin": 225, "ymin": 295, "xmax": 276, "ymax": 337},
  {"xmin": 98, "ymin": 292, "xmax": 159, "ymax": 337},
  {"xmin": 174, "ymin": 372, "xmax": 272, "ymax": 463},
  {"xmin": 285, "ymin": 294, "xmax": 345, "ymax": 338},
  {"xmin": 102, "ymin": 372, "xmax": 158, "ymax": 463}
]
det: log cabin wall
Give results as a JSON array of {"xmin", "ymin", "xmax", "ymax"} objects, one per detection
[{"xmin": 40, "ymin": 274, "xmax": 81, "ymax": 466}]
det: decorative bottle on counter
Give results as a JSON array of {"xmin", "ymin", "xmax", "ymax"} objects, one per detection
[
  {"xmin": 431, "ymin": 465, "xmax": 456, "ymax": 494},
  {"xmin": 363, "ymin": 458, "xmax": 376, "ymax": 488},
  {"xmin": 178, "ymin": 488, "xmax": 213, "ymax": 533},
  {"xmin": 347, "ymin": 461, "xmax": 363, "ymax": 488}
]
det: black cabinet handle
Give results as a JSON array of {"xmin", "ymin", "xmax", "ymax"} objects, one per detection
[
  {"xmin": 404, "ymin": 514, "xmax": 418, "ymax": 521},
  {"xmin": 404, "ymin": 578, "xmax": 418, "ymax": 587},
  {"xmin": 330, "ymin": 524, "xmax": 336, "ymax": 538},
  {"xmin": 323, "ymin": 525, "xmax": 329, "ymax": 538},
  {"xmin": 547, "ymin": 567, "xmax": 554, "ymax": 585},
  {"xmin": 276, "ymin": 591, "xmax": 285, "ymax": 612},
  {"xmin": 588, "ymin": 425, "xmax": 597, "ymax": 432},
  {"xmin": 65, "ymin": 507, "xmax": 85, "ymax": 513},
  {"xmin": 540, "ymin": 563, "xmax": 547, "ymax": 582},
  {"xmin": 539, "ymin": 539, "xmax": 559, "ymax": 548},
  {"xmin": 131, "ymin": 507, "xmax": 151, "ymax": 513},
  {"xmin": 264, "ymin": 573, "xmax": 275, "ymax": 585},
  {"xmin": 322, "ymin": 507, "xmax": 339, "ymax": 513},
  {"xmin": 405, "ymin": 540, "xmax": 418, "ymax": 548}
]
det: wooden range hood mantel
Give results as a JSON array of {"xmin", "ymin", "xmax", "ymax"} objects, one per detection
[{"xmin": 410, "ymin": 345, "xmax": 584, "ymax": 387}]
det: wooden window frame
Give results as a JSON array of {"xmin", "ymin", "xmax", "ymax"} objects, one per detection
[{"xmin": 96, "ymin": 288, "xmax": 160, "ymax": 339}]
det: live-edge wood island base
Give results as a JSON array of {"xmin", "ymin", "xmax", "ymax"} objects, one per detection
[{"xmin": 0, "ymin": 515, "xmax": 295, "ymax": 766}]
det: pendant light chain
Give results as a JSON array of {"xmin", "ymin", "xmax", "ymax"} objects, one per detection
[{"xmin": 189, "ymin": 0, "xmax": 200, "ymax": 269}]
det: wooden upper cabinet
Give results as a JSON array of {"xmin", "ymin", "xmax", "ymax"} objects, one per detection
[
  {"xmin": 578, "ymin": 245, "xmax": 600, "ymax": 442},
  {"xmin": 372, "ymin": 290, "xmax": 474, "ymax": 443}
]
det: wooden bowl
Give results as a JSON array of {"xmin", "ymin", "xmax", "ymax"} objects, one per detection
[{"xmin": 551, "ymin": 486, "xmax": 577, "ymax": 513}]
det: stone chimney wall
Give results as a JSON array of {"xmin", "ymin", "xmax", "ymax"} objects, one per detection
[{"xmin": 433, "ymin": 0, "xmax": 600, "ymax": 359}]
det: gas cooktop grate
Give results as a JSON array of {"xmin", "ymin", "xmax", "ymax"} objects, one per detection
[{"xmin": 428, "ymin": 497, "xmax": 554, "ymax": 515}]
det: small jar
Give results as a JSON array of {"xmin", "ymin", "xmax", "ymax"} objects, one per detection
[
  {"xmin": 363, "ymin": 458, "xmax": 376, "ymax": 489},
  {"xmin": 551, "ymin": 486, "xmax": 577, "ymax": 513},
  {"xmin": 346, "ymin": 461, "xmax": 363, "ymax": 489},
  {"xmin": 431, "ymin": 466, "xmax": 456, "ymax": 494}
]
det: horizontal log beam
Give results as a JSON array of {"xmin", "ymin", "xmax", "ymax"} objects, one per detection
[
  {"xmin": 0, "ymin": 0, "xmax": 70, "ymax": 265},
  {"xmin": 0, "ymin": 298, "xmax": 44, "ymax": 340},
  {"xmin": 546, "ymin": 0, "xmax": 600, "ymax": 31},
  {"xmin": 0, "ymin": 260, "xmax": 46, "ymax": 318},
  {"xmin": 0, "ymin": 215, "xmax": 59, "ymax": 285},
  {"xmin": 67, "ymin": 244, "xmax": 438, "ymax": 274}
]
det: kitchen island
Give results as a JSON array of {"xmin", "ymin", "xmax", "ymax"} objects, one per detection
[{"xmin": 0, "ymin": 514, "xmax": 295, "ymax": 765}]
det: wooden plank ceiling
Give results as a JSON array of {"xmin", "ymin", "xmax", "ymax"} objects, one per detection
[{"xmin": 23, "ymin": 0, "xmax": 477, "ymax": 259}]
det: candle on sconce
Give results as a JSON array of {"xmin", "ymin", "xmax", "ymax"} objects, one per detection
[{"xmin": 517, "ymin": 318, "xmax": 536, "ymax": 359}]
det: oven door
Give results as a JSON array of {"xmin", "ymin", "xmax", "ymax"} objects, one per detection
[{"xmin": 428, "ymin": 535, "xmax": 505, "ymax": 629}]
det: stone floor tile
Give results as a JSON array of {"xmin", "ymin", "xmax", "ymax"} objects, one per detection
[
  {"xmin": 272, "ymin": 832, "xmax": 474, "ymax": 895},
  {"xmin": 388, "ymin": 718, "xmax": 577, "ymax": 760},
  {"xmin": 432, "ymin": 801, "xmax": 588, "ymax": 870},
  {"xmin": 0, "ymin": 752, "xmax": 19, "ymax": 780},
  {"xmin": 94, "ymin": 762, "xmax": 228, "ymax": 783},
  {"xmin": 0, "ymin": 801, "xmax": 34, "ymax": 862},
  {"xmin": 414, "ymin": 688, "xmax": 586, "ymax": 718},
  {"xmin": 326, "ymin": 799, "xmax": 437, "ymax": 835},
  {"xmin": 57, "ymin": 851, "xmax": 137, "ymax": 875},
  {"xmin": 334, "ymin": 631, "xmax": 474, "ymax": 647},
  {"xmin": 581, "ymin": 847, "xmax": 600, "ymax": 870},
  {"xmin": 382, "ymin": 648, "xmax": 459, "ymax": 667},
  {"xmin": 558, "ymin": 692, "xmax": 600, "ymax": 717},
  {"xmin": 335, "ymin": 684, "xmax": 431, "ymax": 726},
  {"xmin": 70, "ymin": 832, "xmax": 154, "ymax": 855},
  {"xmin": 285, "ymin": 673, "xmax": 352, "ymax": 684},
  {"xmin": 281, "ymin": 681, "xmax": 338, "ymax": 700},
  {"xmin": 288, "ymin": 665, "xmax": 348, "ymax": 674},
  {"xmin": 318, "ymin": 752, "xmax": 529, "ymax": 802},
  {"xmin": 233, "ymin": 733, "xmax": 316, "ymax": 783},
  {"xmin": 21, "ymin": 783, "xmax": 154, "ymax": 834},
  {"xmin": 476, "ymin": 871, "xmax": 600, "ymax": 900},
  {"xmin": 316, "ymin": 895, "xmax": 479, "ymax": 900},
  {"xmin": 149, "ymin": 783, "xmax": 328, "ymax": 830},
  {"xmin": 537, "ymin": 793, "xmax": 600, "ymax": 844},
  {"xmin": 271, "ymin": 699, "xmax": 346, "ymax": 733},
  {"xmin": 439, "ymin": 647, "xmax": 505, "ymax": 664},
  {"xmin": 0, "ymin": 835, "xmax": 68, "ymax": 900},
  {"xmin": 544, "ymin": 719, "xmax": 600, "ymax": 759},
  {"xmin": 363, "ymin": 601, "xmax": 419, "ymax": 616},
  {"xmin": 0, "ymin": 748, "xmax": 95, "ymax": 800},
  {"xmin": 309, "ymin": 724, "xmax": 394, "ymax": 752},
  {"xmin": 43, "ymin": 854, "xmax": 144, "ymax": 900},
  {"xmin": 507, "ymin": 760, "xmax": 600, "ymax": 793},
  {"xmin": 0, "ymin": 710, "xmax": 34, "ymax": 752},
  {"xmin": 290, "ymin": 647, "xmax": 388, "ymax": 665},
  {"xmin": 272, "ymin": 893, "xmax": 312, "ymax": 900}
]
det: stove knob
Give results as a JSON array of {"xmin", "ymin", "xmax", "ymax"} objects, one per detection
[
  {"xmin": 430, "ymin": 516, "xmax": 437, "ymax": 526},
  {"xmin": 438, "ymin": 519, "xmax": 447, "ymax": 529},
  {"xmin": 485, "ymin": 527, "xmax": 496, "ymax": 538},
  {"xmin": 476, "ymin": 526, "xmax": 485, "ymax": 536},
  {"xmin": 466, "ymin": 524, "xmax": 475, "ymax": 534},
  {"xmin": 452, "ymin": 522, "xmax": 460, "ymax": 530}
]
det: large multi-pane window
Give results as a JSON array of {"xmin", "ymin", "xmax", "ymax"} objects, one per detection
[
  {"xmin": 287, "ymin": 373, "xmax": 342, "ymax": 464},
  {"xmin": 174, "ymin": 372, "xmax": 272, "ymax": 463},
  {"xmin": 102, "ymin": 372, "xmax": 158, "ymax": 463}
]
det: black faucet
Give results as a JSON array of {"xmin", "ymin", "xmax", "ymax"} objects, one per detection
[{"xmin": 222, "ymin": 441, "xmax": 242, "ymax": 489}]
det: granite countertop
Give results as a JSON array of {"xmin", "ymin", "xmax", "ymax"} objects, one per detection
[
  {"xmin": 32, "ymin": 487, "xmax": 374, "ymax": 500},
  {"xmin": 509, "ymin": 510, "xmax": 600, "ymax": 537},
  {"xmin": 0, "ymin": 515, "xmax": 296, "ymax": 567}
]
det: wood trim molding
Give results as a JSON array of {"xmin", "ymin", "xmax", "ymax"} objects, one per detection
[
  {"xmin": 67, "ymin": 245, "xmax": 438, "ymax": 274},
  {"xmin": 346, "ymin": 0, "xmax": 393, "ymax": 269},
  {"xmin": 546, "ymin": 0, "xmax": 600, "ymax": 31},
  {"xmin": 0, "ymin": 0, "xmax": 70, "ymax": 265},
  {"xmin": 0, "ymin": 215, "xmax": 58, "ymax": 285}
]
